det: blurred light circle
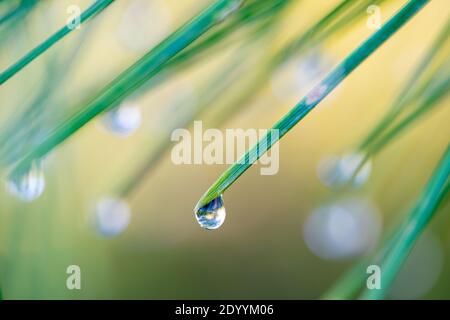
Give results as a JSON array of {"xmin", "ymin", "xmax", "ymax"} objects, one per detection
[
  {"xmin": 389, "ymin": 232, "xmax": 444, "ymax": 299},
  {"xmin": 116, "ymin": 0, "xmax": 172, "ymax": 53},
  {"xmin": 304, "ymin": 197, "xmax": 382, "ymax": 260},
  {"xmin": 101, "ymin": 102, "xmax": 142, "ymax": 137},
  {"xmin": 271, "ymin": 50, "xmax": 332, "ymax": 103},
  {"xmin": 317, "ymin": 152, "xmax": 372, "ymax": 188},
  {"xmin": 95, "ymin": 197, "xmax": 131, "ymax": 237}
]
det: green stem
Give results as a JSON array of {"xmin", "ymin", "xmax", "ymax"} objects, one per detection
[
  {"xmin": 358, "ymin": 18, "xmax": 450, "ymax": 151},
  {"xmin": 0, "ymin": 0, "xmax": 114, "ymax": 85},
  {"xmin": 366, "ymin": 73, "xmax": 450, "ymax": 158},
  {"xmin": 196, "ymin": 0, "xmax": 430, "ymax": 210},
  {"xmin": 7, "ymin": 0, "xmax": 245, "ymax": 174},
  {"xmin": 360, "ymin": 145, "xmax": 450, "ymax": 299}
]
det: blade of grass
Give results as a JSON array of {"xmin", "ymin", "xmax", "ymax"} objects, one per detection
[
  {"xmin": 365, "ymin": 71, "xmax": 450, "ymax": 158},
  {"xmin": 360, "ymin": 145, "xmax": 450, "ymax": 299},
  {"xmin": 195, "ymin": 0, "xmax": 430, "ymax": 210},
  {"xmin": 0, "ymin": 0, "xmax": 114, "ymax": 85},
  {"xmin": 349, "ymin": 67, "xmax": 450, "ymax": 177},
  {"xmin": 322, "ymin": 222, "xmax": 408, "ymax": 299},
  {"xmin": 358, "ymin": 17, "xmax": 450, "ymax": 151},
  {"xmin": 0, "ymin": 22, "xmax": 98, "ymax": 164},
  {"xmin": 0, "ymin": 0, "xmax": 37, "ymax": 27},
  {"xmin": 120, "ymin": 51, "xmax": 248, "ymax": 197},
  {"xmin": 5, "ymin": 0, "xmax": 246, "ymax": 174},
  {"xmin": 117, "ymin": 0, "xmax": 365, "ymax": 197}
]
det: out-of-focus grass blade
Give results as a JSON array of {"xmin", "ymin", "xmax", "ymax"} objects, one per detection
[
  {"xmin": 358, "ymin": 18, "xmax": 450, "ymax": 151},
  {"xmin": 0, "ymin": 24, "xmax": 97, "ymax": 164},
  {"xmin": 120, "ymin": 49, "xmax": 249, "ymax": 197},
  {"xmin": 0, "ymin": 0, "xmax": 114, "ymax": 85},
  {"xmin": 5, "ymin": 0, "xmax": 245, "ymax": 175},
  {"xmin": 195, "ymin": 0, "xmax": 430, "ymax": 210},
  {"xmin": 117, "ymin": 0, "xmax": 371, "ymax": 196},
  {"xmin": 365, "ymin": 70, "xmax": 450, "ymax": 157},
  {"xmin": 0, "ymin": 0, "xmax": 37, "ymax": 27},
  {"xmin": 360, "ymin": 145, "xmax": 450, "ymax": 299}
]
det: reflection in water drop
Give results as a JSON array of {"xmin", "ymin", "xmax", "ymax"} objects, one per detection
[
  {"xmin": 95, "ymin": 197, "xmax": 131, "ymax": 237},
  {"xmin": 304, "ymin": 197, "xmax": 381, "ymax": 260},
  {"xmin": 101, "ymin": 102, "xmax": 142, "ymax": 137},
  {"xmin": 195, "ymin": 195, "xmax": 226, "ymax": 230},
  {"xmin": 6, "ymin": 161, "xmax": 46, "ymax": 202},
  {"xmin": 390, "ymin": 232, "xmax": 443, "ymax": 299},
  {"xmin": 317, "ymin": 152, "xmax": 372, "ymax": 188}
]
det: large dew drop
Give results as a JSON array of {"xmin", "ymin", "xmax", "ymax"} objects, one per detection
[
  {"xmin": 94, "ymin": 197, "xmax": 131, "ymax": 237},
  {"xmin": 195, "ymin": 195, "xmax": 226, "ymax": 230},
  {"xmin": 101, "ymin": 102, "xmax": 142, "ymax": 137},
  {"xmin": 6, "ymin": 161, "xmax": 46, "ymax": 202}
]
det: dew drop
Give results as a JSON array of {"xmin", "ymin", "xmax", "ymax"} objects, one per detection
[
  {"xmin": 5, "ymin": 161, "xmax": 46, "ymax": 202},
  {"xmin": 101, "ymin": 102, "xmax": 142, "ymax": 137},
  {"xmin": 271, "ymin": 50, "xmax": 332, "ymax": 103},
  {"xmin": 317, "ymin": 152, "xmax": 372, "ymax": 188},
  {"xmin": 94, "ymin": 197, "xmax": 131, "ymax": 237},
  {"xmin": 195, "ymin": 195, "xmax": 226, "ymax": 230}
]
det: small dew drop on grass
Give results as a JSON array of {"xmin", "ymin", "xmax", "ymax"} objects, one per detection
[
  {"xmin": 317, "ymin": 152, "xmax": 372, "ymax": 188},
  {"xmin": 195, "ymin": 195, "xmax": 226, "ymax": 230},
  {"xmin": 94, "ymin": 197, "xmax": 131, "ymax": 237},
  {"xmin": 101, "ymin": 102, "xmax": 142, "ymax": 137},
  {"xmin": 6, "ymin": 161, "xmax": 46, "ymax": 202}
]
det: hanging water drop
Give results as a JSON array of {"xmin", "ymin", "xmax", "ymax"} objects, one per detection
[
  {"xmin": 94, "ymin": 197, "xmax": 131, "ymax": 237},
  {"xmin": 5, "ymin": 161, "xmax": 46, "ymax": 202},
  {"xmin": 317, "ymin": 152, "xmax": 372, "ymax": 188},
  {"xmin": 101, "ymin": 102, "xmax": 142, "ymax": 137},
  {"xmin": 195, "ymin": 195, "xmax": 226, "ymax": 230}
]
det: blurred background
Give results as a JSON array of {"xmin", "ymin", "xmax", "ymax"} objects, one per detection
[{"xmin": 0, "ymin": 0, "xmax": 449, "ymax": 299}]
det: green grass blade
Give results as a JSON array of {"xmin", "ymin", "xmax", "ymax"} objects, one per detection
[
  {"xmin": 358, "ymin": 18, "xmax": 450, "ymax": 151},
  {"xmin": 6, "ymin": 0, "xmax": 245, "ymax": 174},
  {"xmin": 0, "ymin": 25, "xmax": 96, "ymax": 164},
  {"xmin": 0, "ymin": 0, "xmax": 37, "ymax": 27},
  {"xmin": 365, "ymin": 71, "xmax": 450, "ymax": 158},
  {"xmin": 195, "ymin": 0, "xmax": 430, "ymax": 210},
  {"xmin": 0, "ymin": 0, "xmax": 114, "ymax": 85},
  {"xmin": 120, "ymin": 55, "xmax": 247, "ymax": 197},
  {"xmin": 360, "ymin": 145, "xmax": 450, "ymax": 300}
]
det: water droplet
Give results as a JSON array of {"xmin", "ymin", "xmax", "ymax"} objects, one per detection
[
  {"xmin": 195, "ymin": 195, "xmax": 226, "ymax": 230},
  {"xmin": 5, "ymin": 161, "xmax": 46, "ymax": 202},
  {"xmin": 317, "ymin": 152, "xmax": 372, "ymax": 188},
  {"xmin": 271, "ymin": 50, "xmax": 332, "ymax": 103},
  {"xmin": 101, "ymin": 102, "xmax": 142, "ymax": 137},
  {"xmin": 303, "ymin": 197, "xmax": 381, "ymax": 260},
  {"xmin": 305, "ymin": 84, "xmax": 328, "ymax": 105},
  {"xmin": 94, "ymin": 197, "xmax": 131, "ymax": 237}
]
